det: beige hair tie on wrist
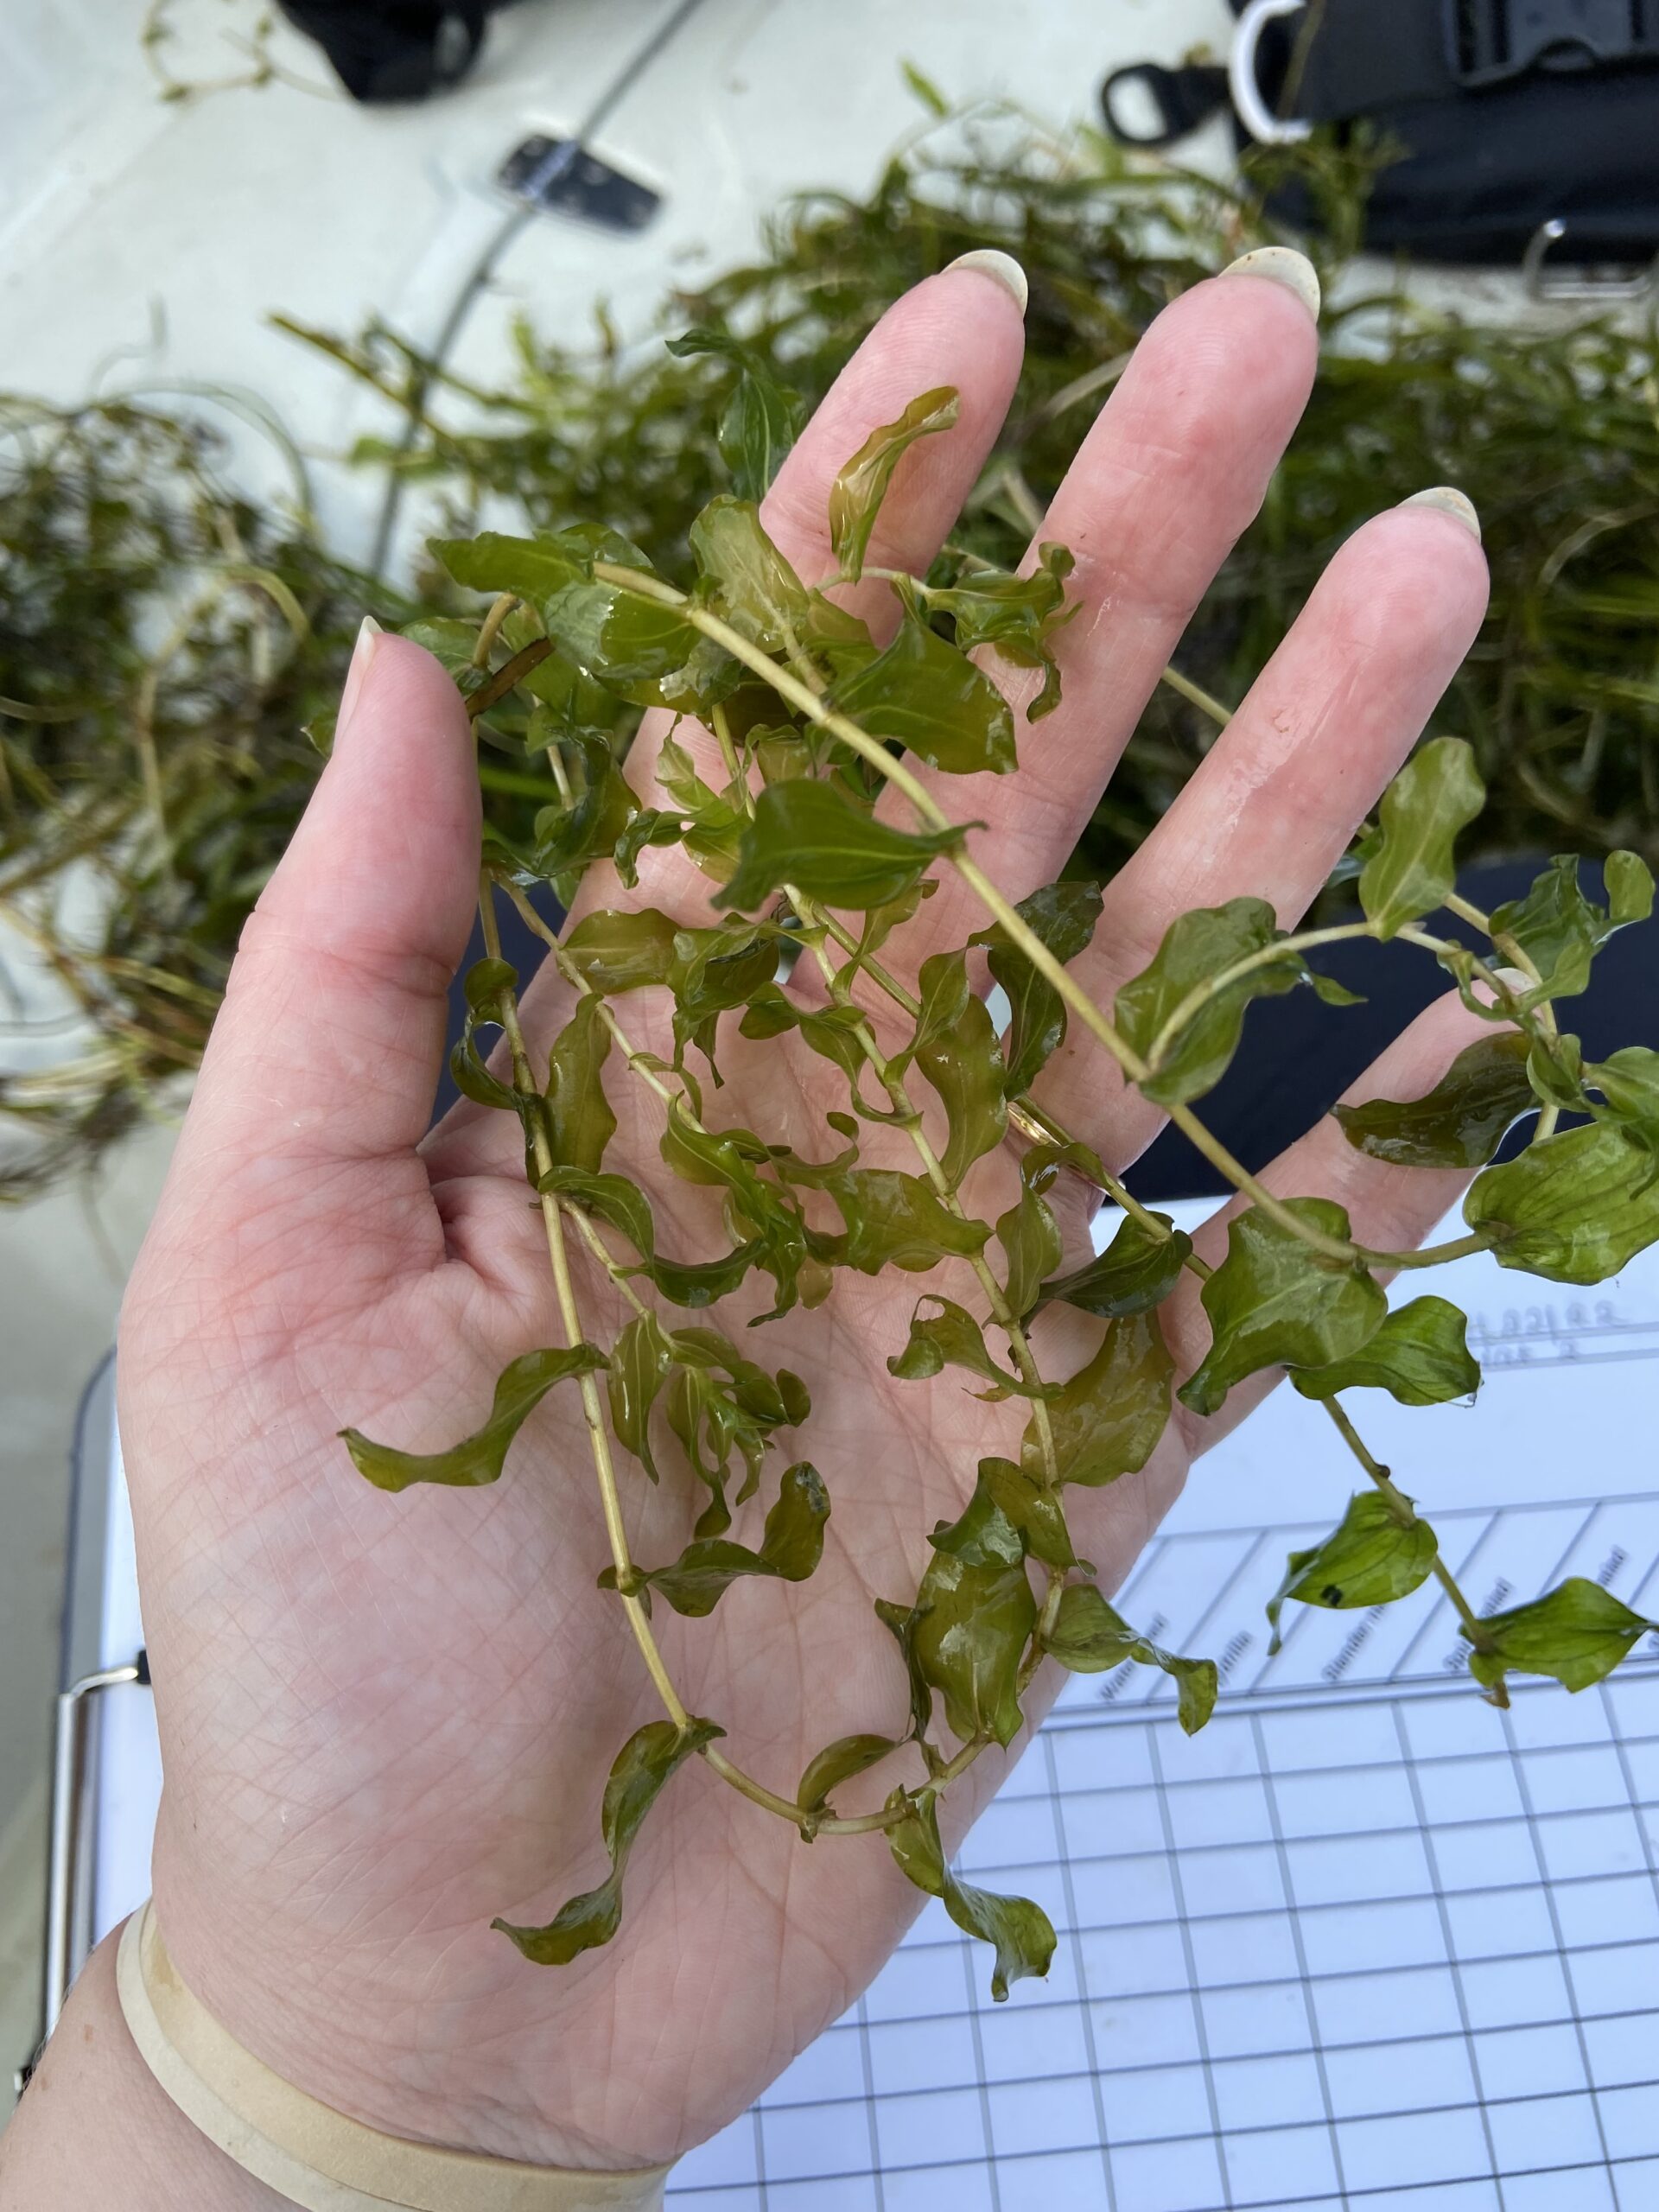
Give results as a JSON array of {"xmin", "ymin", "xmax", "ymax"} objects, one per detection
[{"xmin": 115, "ymin": 1901, "xmax": 671, "ymax": 2210}]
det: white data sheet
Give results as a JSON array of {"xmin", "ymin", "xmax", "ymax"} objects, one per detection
[{"xmin": 86, "ymin": 1208, "xmax": 1659, "ymax": 2209}]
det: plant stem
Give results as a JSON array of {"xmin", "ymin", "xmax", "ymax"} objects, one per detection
[{"xmin": 476, "ymin": 878, "xmax": 691, "ymax": 1734}]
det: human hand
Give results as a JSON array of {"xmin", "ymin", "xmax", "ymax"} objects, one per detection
[{"xmin": 116, "ymin": 248, "xmax": 1491, "ymax": 2173}]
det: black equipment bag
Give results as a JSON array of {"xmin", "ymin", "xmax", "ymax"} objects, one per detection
[
  {"xmin": 1102, "ymin": 0, "xmax": 1659, "ymax": 270},
  {"xmin": 276, "ymin": 1, "xmax": 493, "ymax": 103}
]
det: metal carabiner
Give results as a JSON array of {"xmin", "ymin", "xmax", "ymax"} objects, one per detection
[{"xmin": 1230, "ymin": 0, "xmax": 1315, "ymax": 145}]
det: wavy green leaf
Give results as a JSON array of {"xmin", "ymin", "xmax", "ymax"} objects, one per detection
[
  {"xmin": 664, "ymin": 328, "xmax": 804, "ymax": 501},
  {"xmin": 537, "ymin": 1163, "xmax": 768, "ymax": 1307},
  {"xmin": 1333, "ymin": 1033, "xmax": 1535, "ymax": 1167},
  {"xmin": 909, "ymin": 1545, "xmax": 1034, "ymax": 1750},
  {"xmin": 887, "ymin": 1295, "xmax": 1058, "ymax": 1401},
  {"xmin": 716, "ymin": 779, "xmax": 963, "ymax": 912},
  {"xmin": 1266, "ymin": 1492, "xmax": 1439, "ymax": 1652},
  {"xmin": 561, "ymin": 908, "xmax": 679, "ymax": 995},
  {"xmin": 1491, "ymin": 849, "xmax": 1655, "ymax": 1005},
  {"xmin": 1039, "ymin": 1209, "xmax": 1190, "ymax": 1319},
  {"xmin": 1288, "ymin": 1295, "xmax": 1479, "ymax": 1405},
  {"xmin": 797, "ymin": 1733, "xmax": 899, "ymax": 1821},
  {"xmin": 543, "ymin": 995, "xmax": 615, "ymax": 1172},
  {"xmin": 887, "ymin": 1789, "xmax": 1055, "ymax": 2001},
  {"xmin": 971, "ymin": 877, "xmax": 1103, "ymax": 1097},
  {"xmin": 689, "ymin": 497, "xmax": 810, "ymax": 651},
  {"xmin": 1466, "ymin": 1577, "xmax": 1656, "ymax": 1697},
  {"xmin": 1115, "ymin": 898, "xmax": 1305, "ymax": 1108},
  {"xmin": 1465, "ymin": 1121, "xmax": 1659, "ymax": 1284},
  {"xmin": 1042, "ymin": 1584, "xmax": 1217, "ymax": 1732},
  {"xmin": 994, "ymin": 1180, "xmax": 1065, "ymax": 1322},
  {"xmin": 1179, "ymin": 1200, "xmax": 1387, "ymax": 1418},
  {"xmin": 912, "ymin": 951, "xmax": 1007, "ymax": 1186},
  {"xmin": 823, "ymin": 1167, "xmax": 990, "ymax": 1274},
  {"xmin": 926, "ymin": 541, "xmax": 1078, "ymax": 720},
  {"xmin": 1027, "ymin": 1312, "xmax": 1173, "ymax": 1486},
  {"xmin": 341, "ymin": 1344, "xmax": 607, "ymax": 1492},
  {"xmin": 607, "ymin": 1461, "xmax": 829, "ymax": 1617},
  {"xmin": 493, "ymin": 1717, "xmax": 721, "ymax": 1963},
  {"xmin": 930, "ymin": 1455, "xmax": 1075, "ymax": 1572},
  {"xmin": 1358, "ymin": 736, "xmax": 1485, "ymax": 938},
  {"xmin": 607, "ymin": 1311, "xmax": 676, "ymax": 1484},
  {"xmin": 831, "ymin": 613, "xmax": 1016, "ymax": 776},
  {"xmin": 828, "ymin": 385, "xmax": 959, "ymax": 582}
]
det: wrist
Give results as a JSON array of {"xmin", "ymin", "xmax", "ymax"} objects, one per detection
[{"xmin": 0, "ymin": 1926, "xmax": 288, "ymax": 2212}]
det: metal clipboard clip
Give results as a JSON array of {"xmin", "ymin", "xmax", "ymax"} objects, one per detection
[
  {"xmin": 1522, "ymin": 217, "xmax": 1659, "ymax": 302},
  {"xmin": 21, "ymin": 1651, "xmax": 148, "ymax": 2091}
]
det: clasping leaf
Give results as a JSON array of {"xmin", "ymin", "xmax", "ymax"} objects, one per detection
[
  {"xmin": 829, "ymin": 386, "xmax": 960, "ymax": 582},
  {"xmin": 1357, "ymin": 736, "xmax": 1485, "ymax": 939},
  {"xmin": 1042, "ymin": 1585, "xmax": 1217, "ymax": 1733},
  {"xmin": 887, "ymin": 1789, "xmax": 1055, "ymax": 2000},
  {"xmin": 493, "ymin": 1717, "xmax": 722, "ymax": 1964},
  {"xmin": 1179, "ymin": 1201, "xmax": 1386, "ymax": 1418},
  {"xmin": 1465, "ymin": 1578, "xmax": 1656, "ymax": 1699},
  {"xmin": 715, "ymin": 779, "xmax": 965, "ymax": 912},
  {"xmin": 1334, "ymin": 1033, "xmax": 1535, "ymax": 1168},
  {"xmin": 341, "ymin": 1344, "xmax": 607, "ymax": 1492},
  {"xmin": 604, "ymin": 1460, "xmax": 829, "ymax": 1617},
  {"xmin": 1265, "ymin": 1492, "xmax": 1439, "ymax": 1652}
]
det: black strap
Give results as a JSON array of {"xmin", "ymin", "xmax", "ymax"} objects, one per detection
[
  {"xmin": 1100, "ymin": 60, "xmax": 1230, "ymax": 147},
  {"xmin": 1448, "ymin": 0, "xmax": 1659, "ymax": 88},
  {"xmin": 1235, "ymin": 0, "xmax": 1659, "ymax": 120}
]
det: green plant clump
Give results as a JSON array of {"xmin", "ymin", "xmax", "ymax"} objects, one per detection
[
  {"xmin": 3, "ymin": 111, "xmax": 1656, "ymax": 1196},
  {"xmin": 340, "ymin": 350, "xmax": 1659, "ymax": 1999}
]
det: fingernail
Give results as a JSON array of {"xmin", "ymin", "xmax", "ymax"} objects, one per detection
[
  {"xmin": 1401, "ymin": 486, "xmax": 1482, "ymax": 542},
  {"xmin": 338, "ymin": 615, "xmax": 384, "ymax": 740},
  {"xmin": 1473, "ymin": 963, "xmax": 1531, "ymax": 1007},
  {"xmin": 1218, "ymin": 245, "xmax": 1321, "ymax": 323},
  {"xmin": 946, "ymin": 249, "xmax": 1028, "ymax": 314}
]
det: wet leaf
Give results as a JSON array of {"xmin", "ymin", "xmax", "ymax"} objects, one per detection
[
  {"xmin": 874, "ymin": 1596, "xmax": 935, "ymax": 1745},
  {"xmin": 823, "ymin": 1167, "xmax": 990, "ymax": 1273},
  {"xmin": 930, "ymin": 1454, "xmax": 1076, "ymax": 1572},
  {"xmin": 971, "ymin": 877, "xmax": 1103, "ymax": 1096},
  {"xmin": 611, "ymin": 1461, "xmax": 829, "ymax": 1617},
  {"xmin": 1288, "ymin": 1296, "xmax": 1479, "ymax": 1405},
  {"xmin": 543, "ymin": 995, "xmax": 615, "ymax": 1172},
  {"xmin": 716, "ymin": 779, "xmax": 963, "ymax": 912},
  {"xmin": 887, "ymin": 1790, "xmax": 1055, "ymax": 2000},
  {"xmin": 1039, "ymin": 1209, "xmax": 1190, "ymax": 1319},
  {"xmin": 1115, "ymin": 898, "xmax": 1305, "ymax": 1108},
  {"xmin": 1266, "ymin": 1492, "xmax": 1439, "ymax": 1651},
  {"xmin": 912, "ymin": 951, "xmax": 1007, "ymax": 1186},
  {"xmin": 664, "ymin": 328, "xmax": 804, "ymax": 501},
  {"xmin": 493, "ymin": 1717, "xmax": 721, "ymax": 1963},
  {"xmin": 1464, "ymin": 1121, "xmax": 1659, "ymax": 1284},
  {"xmin": 797, "ymin": 1734, "xmax": 899, "ymax": 1820},
  {"xmin": 994, "ymin": 1181, "xmax": 1065, "ymax": 1322},
  {"xmin": 1358, "ymin": 736, "xmax": 1485, "ymax": 938},
  {"xmin": 538, "ymin": 1164, "xmax": 768, "ymax": 1307},
  {"xmin": 1466, "ymin": 1578, "xmax": 1656, "ymax": 1696},
  {"xmin": 909, "ymin": 1546, "xmax": 1035, "ymax": 1750},
  {"xmin": 927, "ymin": 542, "xmax": 1079, "ymax": 720},
  {"xmin": 1027, "ymin": 1313, "xmax": 1173, "ymax": 1487},
  {"xmin": 607, "ymin": 1311, "xmax": 676, "ymax": 1484},
  {"xmin": 829, "ymin": 385, "xmax": 960, "ymax": 582},
  {"xmin": 562, "ymin": 908, "xmax": 679, "ymax": 994},
  {"xmin": 1179, "ymin": 1200, "xmax": 1387, "ymax": 1417},
  {"xmin": 1587, "ymin": 1046, "xmax": 1659, "ymax": 1154},
  {"xmin": 887, "ymin": 1295, "xmax": 1058, "ymax": 1401},
  {"xmin": 341, "ymin": 1344, "xmax": 606, "ymax": 1492},
  {"xmin": 1333, "ymin": 1033, "xmax": 1535, "ymax": 1168},
  {"xmin": 1042, "ymin": 1585, "xmax": 1217, "ymax": 1732},
  {"xmin": 1491, "ymin": 850, "xmax": 1655, "ymax": 1005},
  {"xmin": 689, "ymin": 497, "xmax": 811, "ymax": 652},
  {"xmin": 831, "ymin": 613, "xmax": 1016, "ymax": 776}
]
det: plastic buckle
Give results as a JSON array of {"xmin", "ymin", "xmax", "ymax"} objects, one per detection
[{"xmin": 1447, "ymin": 0, "xmax": 1659, "ymax": 89}]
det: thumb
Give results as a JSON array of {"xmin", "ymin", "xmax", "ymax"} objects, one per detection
[{"xmin": 175, "ymin": 623, "xmax": 480, "ymax": 1186}]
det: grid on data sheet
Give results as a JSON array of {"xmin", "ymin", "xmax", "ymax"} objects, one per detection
[{"xmin": 667, "ymin": 1505, "xmax": 1659, "ymax": 2212}]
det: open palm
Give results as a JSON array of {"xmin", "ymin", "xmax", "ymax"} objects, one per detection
[{"xmin": 118, "ymin": 255, "xmax": 1493, "ymax": 2174}]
